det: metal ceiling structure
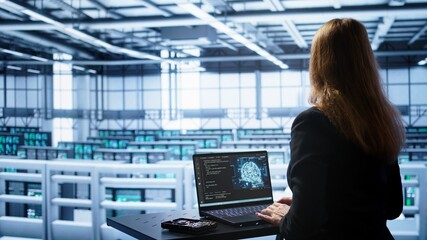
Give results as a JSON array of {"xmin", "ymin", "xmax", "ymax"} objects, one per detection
[{"xmin": 0, "ymin": 0, "xmax": 426, "ymax": 70}]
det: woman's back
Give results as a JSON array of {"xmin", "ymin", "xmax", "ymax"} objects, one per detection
[
  {"xmin": 256, "ymin": 18, "xmax": 404, "ymax": 240},
  {"xmin": 285, "ymin": 107, "xmax": 402, "ymax": 239}
]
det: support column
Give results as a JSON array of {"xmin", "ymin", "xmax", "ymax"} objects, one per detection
[
  {"xmin": 255, "ymin": 70, "xmax": 262, "ymax": 120},
  {"xmin": 75, "ymin": 73, "xmax": 91, "ymax": 141}
]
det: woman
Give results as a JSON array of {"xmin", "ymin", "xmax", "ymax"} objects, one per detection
[{"xmin": 256, "ymin": 18, "xmax": 404, "ymax": 239}]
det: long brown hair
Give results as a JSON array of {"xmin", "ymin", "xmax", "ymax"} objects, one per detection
[{"xmin": 309, "ymin": 18, "xmax": 405, "ymax": 162}]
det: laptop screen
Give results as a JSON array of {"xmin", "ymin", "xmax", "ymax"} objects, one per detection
[{"xmin": 193, "ymin": 151, "xmax": 273, "ymax": 208}]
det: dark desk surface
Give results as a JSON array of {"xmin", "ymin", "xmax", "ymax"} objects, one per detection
[{"xmin": 107, "ymin": 209, "xmax": 279, "ymax": 240}]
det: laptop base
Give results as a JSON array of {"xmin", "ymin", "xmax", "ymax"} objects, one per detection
[{"xmin": 203, "ymin": 214, "xmax": 267, "ymax": 227}]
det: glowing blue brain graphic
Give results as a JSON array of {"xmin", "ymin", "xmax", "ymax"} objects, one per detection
[{"xmin": 241, "ymin": 162, "xmax": 263, "ymax": 187}]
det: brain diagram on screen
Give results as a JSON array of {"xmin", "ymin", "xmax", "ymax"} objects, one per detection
[{"xmin": 241, "ymin": 161, "xmax": 263, "ymax": 187}]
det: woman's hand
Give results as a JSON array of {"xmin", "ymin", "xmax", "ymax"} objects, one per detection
[
  {"xmin": 276, "ymin": 197, "xmax": 293, "ymax": 205},
  {"xmin": 256, "ymin": 202, "xmax": 290, "ymax": 226}
]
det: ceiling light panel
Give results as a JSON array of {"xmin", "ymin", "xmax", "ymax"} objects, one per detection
[
  {"xmin": 72, "ymin": 65, "xmax": 86, "ymax": 71},
  {"xmin": 31, "ymin": 56, "xmax": 49, "ymax": 62},
  {"xmin": 27, "ymin": 69, "xmax": 41, "ymax": 74},
  {"xmin": 1, "ymin": 47, "xmax": 51, "ymax": 62},
  {"xmin": 2, "ymin": 49, "xmax": 24, "ymax": 56},
  {"xmin": 6, "ymin": 65, "xmax": 22, "ymax": 70}
]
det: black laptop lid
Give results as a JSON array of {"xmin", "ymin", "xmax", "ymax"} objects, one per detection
[{"xmin": 193, "ymin": 151, "xmax": 273, "ymax": 211}]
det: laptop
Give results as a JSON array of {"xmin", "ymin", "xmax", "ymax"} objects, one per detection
[{"xmin": 193, "ymin": 150, "xmax": 274, "ymax": 227}]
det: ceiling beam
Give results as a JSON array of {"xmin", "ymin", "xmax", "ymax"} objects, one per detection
[
  {"xmin": 371, "ymin": 16, "xmax": 395, "ymax": 50},
  {"xmin": 0, "ymin": 2, "xmax": 95, "ymax": 59},
  {"xmin": 0, "ymin": 0, "xmax": 170, "ymax": 61},
  {"xmin": 110, "ymin": 30, "xmax": 192, "ymax": 56},
  {"xmin": 204, "ymin": 0, "xmax": 233, "ymax": 13},
  {"xmin": 46, "ymin": 0, "xmax": 89, "ymax": 18},
  {"xmin": 0, "ymin": 7, "xmax": 22, "ymax": 19},
  {"xmin": 217, "ymin": 39, "xmax": 238, "ymax": 51},
  {"xmin": 264, "ymin": 0, "xmax": 285, "ymax": 11},
  {"xmin": 281, "ymin": 21, "xmax": 307, "ymax": 48},
  {"xmin": 1, "ymin": 4, "xmax": 427, "ymax": 31},
  {"xmin": 408, "ymin": 23, "xmax": 427, "ymax": 45},
  {"xmin": 229, "ymin": 4, "xmax": 427, "ymax": 23},
  {"xmin": 177, "ymin": 1, "xmax": 287, "ymax": 69},
  {"xmin": 86, "ymin": 0, "xmax": 124, "ymax": 18},
  {"xmin": 240, "ymin": 23, "xmax": 284, "ymax": 53},
  {"xmin": 0, "ymin": 17, "xmax": 202, "ymax": 30},
  {"xmin": 3, "ymin": 50, "xmax": 427, "ymax": 66},
  {"xmin": 263, "ymin": 0, "xmax": 308, "ymax": 49},
  {"xmin": 140, "ymin": 0, "xmax": 172, "ymax": 17},
  {"xmin": 46, "ymin": 0, "xmax": 190, "ymax": 57},
  {"xmin": 3, "ymin": 31, "xmax": 94, "ymax": 59}
]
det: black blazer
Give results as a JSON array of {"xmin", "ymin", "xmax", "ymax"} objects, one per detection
[{"xmin": 279, "ymin": 107, "xmax": 403, "ymax": 240}]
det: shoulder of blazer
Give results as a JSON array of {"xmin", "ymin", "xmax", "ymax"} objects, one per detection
[
  {"xmin": 291, "ymin": 107, "xmax": 340, "ymax": 143},
  {"xmin": 293, "ymin": 107, "xmax": 329, "ymax": 128}
]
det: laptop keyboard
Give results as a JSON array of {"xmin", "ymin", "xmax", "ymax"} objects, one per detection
[{"xmin": 206, "ymin": 204, "xmax": 270, "ymax": 218}]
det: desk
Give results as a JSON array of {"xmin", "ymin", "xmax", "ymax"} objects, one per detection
[{"xmin": 107, "ymin": 209, "xmax": 279, "ymax": 240}]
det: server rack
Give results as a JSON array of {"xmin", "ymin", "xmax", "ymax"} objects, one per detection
[
  {"xmin": 221, "ymin": 140, "xmax": 290, "ymax": 149},
  {"xmin": 58, "ymin": 141, "xmax": 103, "ymax": 160},
  {"xmin": 17, "ymin": 146, "xmax": 73, "ymax": 160},
  {"xmin": 22, "ymin": 132, "xmax": 52, "ymax": 147},
  {"xmin": 406, "ymin": 139, "xmax": 427, "ymax": 149},
  {"xmin": 185, "ymin": 128, "xmax": 234, "ymax": 141},
  {"xmin": 136, "ymin": 129, "xmax": 181, "ymax": 137},
  {"xmin": 98, "ymin": 129, "xmax": 136, "ymax": 137},
  {"xmin": 158, "ymin": 136, "xmax": 221, "ymax": 149},
  {"xmin": 93, "ymin": 148, "xmax": 170, "ymax": 163},
  {"xmin": 238, "ymin": 134, "xmax": 291, "ymax": 141},
  {"xmin": 133, "ymin": 134, "xmax": 157, "ymax": 142},
  {"xmin": 0, "ymin": 126, "xmax": 10, "ymax": 132},
  {"xmin": 186, "ymin": 129, "xmax": 233, "ymax": 134},
  {"xmin": 8, "ymin": 127, "xmax": 40, "ymax": 134},
  {"xmin": 127, "ymin": 141, "xmax": 198, "ymax": 161},
  {"xmin": 87, "ymin": 136, "xmax": 133, "ymax": 149},
  {"xmin": 183, "ymin": 132, "xmax": 234, "ymax": 141},
  {"xmin": 0, "ymin": 133, "xmax": 23, "ymax": 156},
  {"xmin": 399, "ymin": 148, "xmax": 427, "ymax": 162},
  {"xmin": 236, "ymin": 128, "xmax": 285, "ymax": 138},
  {"xmin": 406, "ymin": 126, "xmax": 427, "ymax": 134}
]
